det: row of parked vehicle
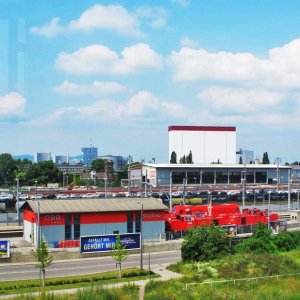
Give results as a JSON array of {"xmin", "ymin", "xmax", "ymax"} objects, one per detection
[{"xmin": 153, "ymin": 189, "xmax": 300, "ymax": 203}]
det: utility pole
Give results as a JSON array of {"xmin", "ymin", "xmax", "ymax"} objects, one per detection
[
  {"xmin": 128, "ymin": 156, "xmax": 131, "ymax": 195},
  {"xmin": 169, "ymin": 170, "xmax": 173, "ymax": 212},
  {"xmin": 16, "ymin": 178, "xmax": 20, "ymax": 226},
  {"xmin": 288, "ymin": 169, "xmax": 291, "ymax": 211},
  {"xmin": 275, "ymin": 157, "xmax": 281, "ymax": 193}
]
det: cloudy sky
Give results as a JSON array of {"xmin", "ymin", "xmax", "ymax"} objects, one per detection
[{"xmin": 1, "ymin": 0, "xmax": 300, "ymax": 163}]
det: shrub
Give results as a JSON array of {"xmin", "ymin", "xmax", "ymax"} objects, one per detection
[
  {"xmin": 273, "ymin": 232, "xmax": 296, "ymax": 252},
  {"xmin": 181, "ymin": 224, "xmax": 231, "ymax": 262},
  {"xmin": 235, "ymin": 223, "xmax": 277, "ymax": 254}
]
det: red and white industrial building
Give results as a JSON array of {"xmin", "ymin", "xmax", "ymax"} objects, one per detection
[{"xmin": 22, "ymin": 198, "xmax": 167, "ymax": 247}]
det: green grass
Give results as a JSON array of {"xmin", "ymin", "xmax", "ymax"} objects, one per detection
[
  {"xmin": 0, "ymin": 268, "xmax": 156, "ymax": 296},
  {"xmin": 14, "ymin": 284, "xmax": 139, "ymax": 300},
  {"xmin": 146, "ymin": 249, "xmax": 300, "ymax": 300}
]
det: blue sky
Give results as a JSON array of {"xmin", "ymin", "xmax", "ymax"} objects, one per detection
[{"xmin": 1, "ymin": 0, "xmax": 300, "ymax": 163}]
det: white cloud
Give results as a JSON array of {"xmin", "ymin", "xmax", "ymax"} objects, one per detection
[
  {"xmin": 55, "ymin": 44, "xmax": 163, "ymax": 75},
  {"xmin": 180, "ymin": 37, "xmax": 198, "ymax": 48},
  {"xmin": 198, "ymin": 87, "xmax": 283, "ymax": 113},
  {"xmin": 30, "ymin": 17, "xmax": 63, "ymax": 37},
  {"xmin": 0, "ymin": 92, "xmax": 26, "ymax": 118},
  {"xmin": 68, "ymin": 4, "xmax": 141, "ymax": 36},
  {"xmin": 135, "ymin": 6, "xmax": 167, "ymax": 29},
  {"xmin": 53, "ymin": 80, "xmax": 127, "ymax": 96},
  {"xmin": 40, "ymin": 91, "xmax": 185, "ymax": 124},
  {"xmin": 170, "ymin": 39, "xmax": 300, "ymax": 88}
]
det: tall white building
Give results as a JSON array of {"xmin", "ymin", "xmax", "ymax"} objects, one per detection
[
  {"xmin": 168, "ymin": 125, "xmax": 236, "ymax": 164},
  {"xmin": 34, "ymin": 152, "xmax": 52, "ymax": 163}
]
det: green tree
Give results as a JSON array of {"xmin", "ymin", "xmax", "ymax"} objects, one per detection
[
  {"xmin": 26, "ymin": 161, "xmax": 61, "ymax": 185},
  {"xmin": 35, "ymin": 239, "xmax": 53, "ymax": 287},
  {"xmin": 170, "ymin": 151, "xmax": 177, "ymax": 164},
  {"xmin": 0, "ymin": 153, "xmax": 17, "ymax": 186},
  {"xmin": 186, "ymin": 151, "xmax": 193, "ymax": 164},
  {"xmin": 179, "ymin": 155, "xmax": 186, "ymax": 164},
  {"xmin": 181, "ymin": 224, "xmax": 231, "ymax": 262},
  {"xmin": 235, "ymin": 223, "xmax": 277, "ymax": 254},
  {"xmin": 262, "ymin": 152, "xmax": 270, "ymax": 164},
  {"xmin": 91, "ymin": 159, "xmax": 105, "ymax": 172},
  {"xmin": 111, "ymin": 235, "xmax": 129, "ymax": 278}
]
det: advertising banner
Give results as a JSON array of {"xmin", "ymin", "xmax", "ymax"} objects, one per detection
[
  {"xmin": 80, "ymin": 233, "xmax": 141, "ymax": 253},
  {"xmin": 0, "ymin": 240, "xmax": 10, "ymax": 258},
  {"xmin": 221, "ymin": 225, "xmax": 237, "ymax": 238}
]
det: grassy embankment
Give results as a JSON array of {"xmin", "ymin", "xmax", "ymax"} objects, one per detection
[{"xmin": 143, "ymin": 249, "xmax": 300, "ymax": 300}]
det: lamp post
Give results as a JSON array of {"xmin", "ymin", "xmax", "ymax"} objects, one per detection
[
  {"xmin": 137, "ymin": 201, "xmax": 143, "ymax": 270},
  {"xmin": 16, "ymin": 178, "xmax": 20, "ymax": 225},
  {"xmin": 104, "ymin": 177, "xmax": 108, "ymax": 199},
  {"xmin": 169, "ymin": 170, "xmax": 173, "ymax": 212},
  {"xmin": 34, "ymin": 180, "xmax": 40, "ymax": 248}
]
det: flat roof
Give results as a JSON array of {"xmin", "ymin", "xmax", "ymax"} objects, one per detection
[
  {"xmin": 168, "ymin": 125, "xmax": 236, "ymax": 132},
  {"xmin": 143, "ymin": 163, "xmax": 291, "ymax": 170},
  {"xmin": 23, "ymin": 198, "xmax": 168, "ymax": 214}
]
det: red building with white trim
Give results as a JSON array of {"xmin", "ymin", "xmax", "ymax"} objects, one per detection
[{"xmin": 22, "ymin": 198, "xmax": 168, "ymax": 247}]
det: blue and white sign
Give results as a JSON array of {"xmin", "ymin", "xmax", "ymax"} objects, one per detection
[
  {"xmin": 0, "ymin": 240, "xmax": 10, "ymax": 258},
  {"xmin": 80, "ymin": 233, "xmax": 141, "ymax": 253}
]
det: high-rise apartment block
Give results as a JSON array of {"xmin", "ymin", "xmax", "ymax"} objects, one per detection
[{"xmin": 81, "ymin": 146, "xmax": 98, "ymax": 166}]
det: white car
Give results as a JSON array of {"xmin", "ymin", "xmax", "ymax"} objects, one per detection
[
  {"xmin": 19, "ymin": 194, "xmax": 29, "ymax": 200},
  {"xmin": 30, "ymin": 194, "xmax": 43, "ymax": 199},
  {"xmin": 82, "ymin": 193, "xmax": 96, "ymax": 198},
  {"xmin": 56, "ymin": 194, "xmax": 69, "ymax": 199}
]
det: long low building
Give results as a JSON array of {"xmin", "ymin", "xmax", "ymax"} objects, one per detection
[
  {"xmin": 129, "ymin": 163, "xmax": 292, "ymax": 188},
  {"xmin": 22, "ymin": 198, "xmax": 168, "ymax": 247}
]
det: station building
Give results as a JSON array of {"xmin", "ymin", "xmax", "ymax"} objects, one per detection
[
  {"xmin": 22, "ymin": 198, "xmax": 168, "ymax": 247},
  {"xmin": 130, "ymin": 163, "xmax": 292, "ymax": 188}
]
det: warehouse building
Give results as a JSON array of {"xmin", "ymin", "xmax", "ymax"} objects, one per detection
[
  {"xmin": 22, "ymin": 198, "xmax": 168, "ymax": 247},
  {"xmin": 131, "ymin": 163, "xmax": 291, "ymax": 188}
]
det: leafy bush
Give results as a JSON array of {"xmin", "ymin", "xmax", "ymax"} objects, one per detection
[
  {"xmin": 273, "ymin": 232, "xmax": 297, "ymax": 252},
  {"xmin": 235, "ymin": 223, "xmax": 277, "ymax": 254},
  {"xmin": 181, "ymin": 224, "xmax": 231, "ymax": 262}
]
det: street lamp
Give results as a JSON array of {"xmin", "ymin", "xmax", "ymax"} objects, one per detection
[
  {"xmin": 16, "ymin": 178, "xmax": 20, "ymax": 225},
  {"xmin": 137, "ymin": 201, "xmax": 143, "ymax": 270},
  {"xmin": 34, "ymin": 180, "xmax": 40, "ymax": 248},
  {"xmin": 104, "ymin": 177, "xmax": 108, "ymax": 199}
]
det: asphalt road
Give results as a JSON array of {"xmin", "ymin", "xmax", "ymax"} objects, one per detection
[{"xmin": 0, "ymin": 250, "xmax": 182, "ymax": 282}]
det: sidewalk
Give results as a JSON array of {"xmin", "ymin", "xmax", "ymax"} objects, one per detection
[{"xmin": 0, "ymin": 263, "xmax": 183, "ymax": 300}]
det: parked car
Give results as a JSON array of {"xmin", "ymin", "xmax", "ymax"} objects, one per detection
[
  {"xmin": 19, "ymin": 194, "xmax": 29, "ymax": 200},
  {"xmin": 56, "ymin": 194, "xmax": 69, "ymax": 199}
]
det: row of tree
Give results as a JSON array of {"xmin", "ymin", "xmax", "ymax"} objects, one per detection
[
  {"xmin": 0, "ymin": 153, "xmax": 130, "ymax": 188},
  {"xmin": 170, "ymin": 151, "xmax": 193, "ymax": 164}
]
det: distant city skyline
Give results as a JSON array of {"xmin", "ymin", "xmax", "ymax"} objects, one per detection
[{"xmin": 1, "ymin": 1, "xmax": 300, "ymax": 163}]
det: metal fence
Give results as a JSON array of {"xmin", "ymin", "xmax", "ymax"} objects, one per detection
[
  {"xmin": 185, "ymin": 272, "xmax": 300, "ymax": 290},
  {"xmin": 0, "ymin": 213, "xmax": 23, "ymax": 225}
]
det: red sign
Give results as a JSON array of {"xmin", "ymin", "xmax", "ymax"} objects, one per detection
[{"xmin": 40, "ymin": 214, "xmax": 65, "ymax": 225}]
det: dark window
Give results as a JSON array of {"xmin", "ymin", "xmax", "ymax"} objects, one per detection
[
  {"xmin": 127, "ymin": 212, "xmax": 133, "ymax": 233},
  {"xmin": 213, "ymin": 219, "xmax": 219, "ymax": 225},
  {"xmin": 65, "ymin": 215, "xmax": 72, "ymax": 240},
  {"xmin": 74, "ymin": 215, "xmax": 80, "ymax": 240},
  {"xmin": 216, "ymin": 172, "xmax": 228, "ymax": 184},
  {"xmin": 202, "ymin": 172, "xmax": 214, "ymax": 184},
  {"xmin": 136, "ymin": 211, "xmax": 141, "ymax": 233}
]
